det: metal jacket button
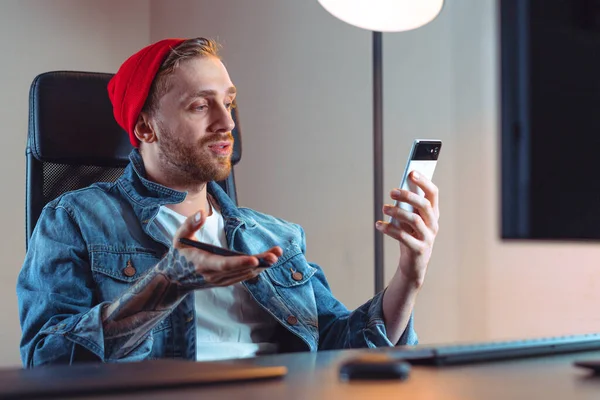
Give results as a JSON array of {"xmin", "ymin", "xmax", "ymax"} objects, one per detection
[
  {"xmin": 123, "ymin": 260, "xmax": 136, "ymax": 277},
  {"xmin": 292, "ymin": 271, "xmax": 303, "ymax": 281},
  {"xmin": 287, "ymin": 315, "xmax": 298, "ymax": 326}
]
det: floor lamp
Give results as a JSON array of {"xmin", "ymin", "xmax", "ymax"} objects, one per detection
[{"xmin": 317, "ymin": 0, "xmax": 444, "ymax": 294}]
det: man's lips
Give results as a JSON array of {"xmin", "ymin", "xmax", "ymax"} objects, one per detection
[{"xmin": 207, "ymin": 141, "xmax": 233, "ymax": 156}]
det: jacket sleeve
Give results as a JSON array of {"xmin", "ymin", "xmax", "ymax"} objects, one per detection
[
  {"xmin": 294, "ymin": 226, "xmax": 418, "ymax": 349},
  {"xmin": 311, "ymin": 263, "xmax": 418, "ymax": 350},
  {"xmin": 17, "ymin": 204, "xmax": 153, "ymax": 367}
]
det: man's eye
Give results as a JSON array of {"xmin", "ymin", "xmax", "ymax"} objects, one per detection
[{"xmin": 195, "ymin": 105, "xmax": 208, "ymax": 111}]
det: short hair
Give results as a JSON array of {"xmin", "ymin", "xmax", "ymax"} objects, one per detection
[{"xmin": 142, "ymin": 37, "xmax": 221, "ymax": 114}]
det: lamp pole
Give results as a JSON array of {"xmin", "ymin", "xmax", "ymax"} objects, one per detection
[
  {"xmin": 317, "ymin": 0, "xmax": 444, "ymax": 295},
  {"xmin": 373, "ymin": 31, "xmax": 384, "ymax": 294}
]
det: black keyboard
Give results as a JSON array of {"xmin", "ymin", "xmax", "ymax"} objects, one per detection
[{"xmin": 385, "ymin": 333, "xmax": 600, "ymax": 366}]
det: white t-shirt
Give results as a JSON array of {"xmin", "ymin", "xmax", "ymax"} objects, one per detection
[{"xmin": 154, "ymin": 200, "xmax": 279, "ymax": 361}]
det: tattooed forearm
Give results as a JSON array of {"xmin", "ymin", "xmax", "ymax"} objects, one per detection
[{"xmin": 101, "ymin": 247, "xmax": 207, "ymax": 358}]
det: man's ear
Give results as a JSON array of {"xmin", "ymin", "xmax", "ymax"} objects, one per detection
[{"xmin": 134, "ymin": 112, "xmax": 157, "ymax": 144}]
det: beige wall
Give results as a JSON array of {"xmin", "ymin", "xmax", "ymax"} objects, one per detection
[
  {"xmin": 0, "ymin": 0, "xmax": 150, "ymax": 366},
  {"xmin": 2, "ymin": 0, "xmax": 599, "ymax": 368}
]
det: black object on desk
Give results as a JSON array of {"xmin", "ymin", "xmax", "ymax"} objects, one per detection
[
  {"xmin": 388, "ymin": 333, "xmax": 600, "ymax": 366},
  {"xmin": 0, "ymin": 359, "xmax": 287, "ymax": 399},
  {"xmin": 339, "ymin": 353, "xmax": 411, "ymax": 381},
  {"xmin": 574, "ymin": 359, "xmax": 600, "ymax": 373}
]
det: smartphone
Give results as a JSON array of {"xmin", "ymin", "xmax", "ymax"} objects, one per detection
[
  {"xmin": 178, "ymin": 238, "xmax": 272, "ymax": 268},
  {"xmin": 388, "ymin": 139, "xmax": 442, "ymax": 222}
]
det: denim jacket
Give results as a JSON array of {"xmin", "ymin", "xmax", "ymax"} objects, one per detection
[{"xmin": 17, "ymin": 150, "xmax": 417, "ymax": 367}]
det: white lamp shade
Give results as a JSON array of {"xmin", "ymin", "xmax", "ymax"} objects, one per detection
[{"xmin": 318, "ymin": 0, "xmax": 444, "ymax": 32}]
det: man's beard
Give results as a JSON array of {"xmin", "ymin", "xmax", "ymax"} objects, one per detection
[{"xmin": 156, "ymin": 123, "xmax": 233, "ymax": 187}]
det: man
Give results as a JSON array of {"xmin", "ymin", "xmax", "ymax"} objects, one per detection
[{"xmin": 18, "ymin": 38, "xmax": 440, "ymax": 366}]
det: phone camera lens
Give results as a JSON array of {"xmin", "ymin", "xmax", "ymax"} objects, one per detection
[{"xmin": 431, "ymin": 147, "xmax": 439, "ymax": 156}]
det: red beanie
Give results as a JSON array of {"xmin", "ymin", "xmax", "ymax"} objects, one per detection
[{"xmin": 108, "ymin": 38, "xmax": 186, "ymax": 147}]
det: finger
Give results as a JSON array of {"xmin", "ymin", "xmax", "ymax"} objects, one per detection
[
  {"xmin": 409, "ymin": 171, "xmax": 439, "ymax": 217},
  {"xmin": 210, "ymin": 268, "xmax": 266, "ymax": 287},
  {"xmin": 382, "ymin": 206, "xmax": 431, "ymax": 241},
  {"xmin": 376, "ymin": 221, "xmax": 428, "ymax": 252},
  {"xmin": 253, "ymin": 246, "xmax": 283, "ymax": 266},
  {"xmin": 173, "ymin": 209, "xmax": 207, "ymax": 248},
  {"xmin": 204, "ymin": 246, "xmax": 282, "ymax": 272},
  {"xmin": 390, "ymin": 189, "xmax": 437, "ymax": 230},
  {"xmin": 202, "ymin": 253, "xmax": 260, "ymax": 274},
  {"xmin": 267, "ymin": 246, "xmax": 284, "ymax": 257},
  {"xmin": 201, "ymin": 246, "xmax": 283, "ymax": 271}
]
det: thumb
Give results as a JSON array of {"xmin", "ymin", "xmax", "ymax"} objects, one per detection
[{"xmin": 173, "ymin": 209, "xmax": 206, "ymax": 248}]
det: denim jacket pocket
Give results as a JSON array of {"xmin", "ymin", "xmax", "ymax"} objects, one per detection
[
  {"xmin": 264, "ymin": 242, "xmax": 317, "ymax": 287},
  {"xmin": 264, "ymin": 242, "xmax": 319, "ymax": 331},
  {"xmin": 90, "ymin": 247, "xmax": 171, "ymax": 333}
]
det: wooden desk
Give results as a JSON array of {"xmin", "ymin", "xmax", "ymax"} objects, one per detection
[{"xmin": 80, "ymin": 348, "xmax": 600, "ymax": 400}]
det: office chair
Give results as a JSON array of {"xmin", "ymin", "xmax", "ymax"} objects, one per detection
[{"xmin": 26, "ymin": 71, "xmax": 243, "ymax": 250}]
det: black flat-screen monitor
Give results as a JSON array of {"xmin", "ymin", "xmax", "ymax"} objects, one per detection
[{"xmin": 501, "ymin": 0, "xmax": 600, "ymax": 240}]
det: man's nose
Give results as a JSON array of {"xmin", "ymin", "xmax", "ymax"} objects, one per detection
[{"xmin": 211, "ymin": 105, "xmax": 235, "ymax": 133}]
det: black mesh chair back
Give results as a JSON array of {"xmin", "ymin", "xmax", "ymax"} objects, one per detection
[{"xmin": 26, "ymin": 71, "xmax": 242, "ymax": 249}]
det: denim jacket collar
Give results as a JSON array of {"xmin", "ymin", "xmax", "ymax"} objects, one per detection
[{"xmin": 118, "ymin": 149, "xmax": 256, "ymax": 229}]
